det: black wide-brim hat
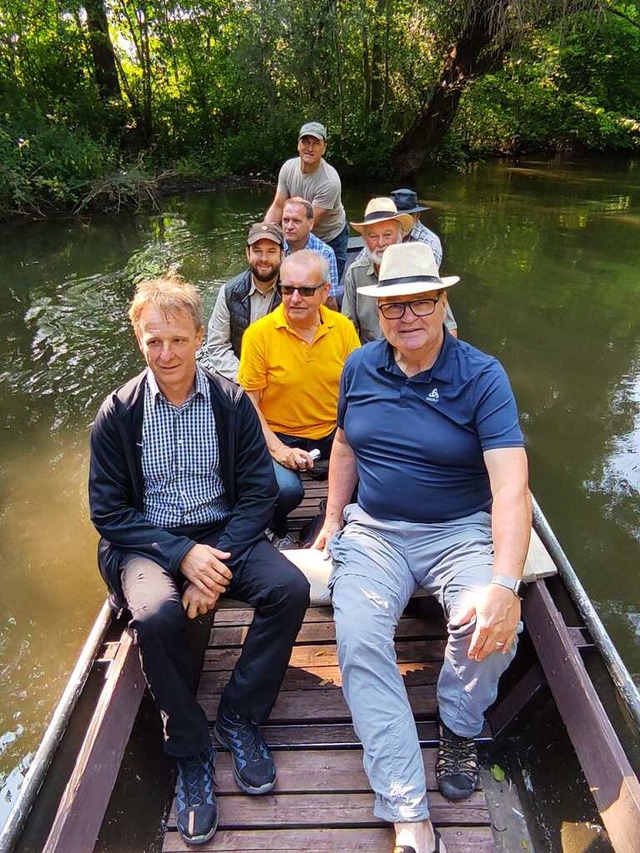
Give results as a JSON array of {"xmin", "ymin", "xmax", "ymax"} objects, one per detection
[{"xmin": 390, "ymin": 188, "xmax": 430, "ymax": 215}]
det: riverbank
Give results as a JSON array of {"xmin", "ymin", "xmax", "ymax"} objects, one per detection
[{"xmin": 0, "ymin": 168, "xmax": 277, "ymax": 224}]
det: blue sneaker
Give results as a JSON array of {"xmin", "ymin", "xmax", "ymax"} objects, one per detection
[
  {"xmin": 176, "ymin": 744, "xmax": 218, "ymax": 845},
  {"xmin": 214, "ymin": 705, "xmax": 276, "ymax": 794}
]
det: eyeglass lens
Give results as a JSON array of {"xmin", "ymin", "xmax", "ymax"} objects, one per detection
[{"xmin": 379, "ymin": 297, "xmax": 439, "ymax": 319}]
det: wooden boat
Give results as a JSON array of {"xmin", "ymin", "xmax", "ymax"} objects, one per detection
[
  {"xmin": 3, "ymin": 241, "xmax": 640, "ymax": 850},
  {"xmin": 3, "ymin": 475, "xmax": 640, "ymax": 853}
]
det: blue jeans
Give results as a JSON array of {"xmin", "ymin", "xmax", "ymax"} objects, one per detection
[
  {"xmin": 328, "ymin": 504, "xmax": 520, "ymax": 822},
  {"xmin": 271, "ymin": 430, "xmax": 335, "ymax": 536},
  {"xmin": 325, "ymin": 222, "xmax": 350, "ymax": 281}
]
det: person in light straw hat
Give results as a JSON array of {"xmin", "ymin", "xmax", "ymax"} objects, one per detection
[
  {"xmin": 315, "ymin": 242, "xmax": 531, "ymax": 853},
  {"xmin": 357, "ymin": 239, "xmax": 459, "ymax": 298},
  {"xmin": 342, "ymin": 199, "xmax": 457, "ymax": 343},
  {"xmin": 349, "ymin": 196, "xmax": 414, "ymax": 236}
]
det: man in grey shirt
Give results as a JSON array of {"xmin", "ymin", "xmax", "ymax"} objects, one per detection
[
  {"xmin": 265, "ymin": 121, "xmax": 349, "ymax": 278},
  {"xmin": 204, "ymin": 222, "xmax": 284, "ymax": 381}
]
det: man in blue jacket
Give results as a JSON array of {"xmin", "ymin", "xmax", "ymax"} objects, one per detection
[{"xmin": 89, "ymin": 274, "xmax": 309, "ymax": 846}]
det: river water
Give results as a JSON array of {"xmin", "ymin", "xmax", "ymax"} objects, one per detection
[{"xmin": 0, "ymin": 157, "xmax": 638, "ymax": 831}]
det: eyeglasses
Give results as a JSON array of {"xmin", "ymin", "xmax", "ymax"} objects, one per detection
[
  {"xmin": 277, "ymin": 283, "xmax": 326, "ymax": 297},
  {"xmin": 378, "ymin": 295, "xmax": 441, "ymax": 320}
]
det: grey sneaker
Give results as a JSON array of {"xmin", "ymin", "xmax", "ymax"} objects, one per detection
[
  {"xmin": 271, "ymin": 532, "xmax": 296, "ymax": 550},
  {"xmin": 436, "ymin": 721, "xmax": 478, "ymax": 800},
  {"xmin": 176, "ymin": 744, "xmax": 218, "ymax": 845},
  {"xmin": 214, "ymin": 705, "xmax": 276, "ymax": 794}
]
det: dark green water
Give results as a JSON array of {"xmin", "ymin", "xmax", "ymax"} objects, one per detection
[{"xmin": 0, "ymin": 158, "xmax": 638, "ymax": 830}]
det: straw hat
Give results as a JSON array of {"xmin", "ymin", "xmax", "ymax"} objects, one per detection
[
  {"xmin": 357, "ymin": 243, "xmax": 460, "ymax": 298},
  {"xmin": 349, "ymin": 197, "xmax": 414, "ymax": 235}
]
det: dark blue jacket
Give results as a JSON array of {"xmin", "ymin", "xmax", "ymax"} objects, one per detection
[{"xmin": 88, "ymin": 367, "xmax": 277, "ymax": 607}]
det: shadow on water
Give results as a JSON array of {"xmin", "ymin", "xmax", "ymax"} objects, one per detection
[{"xmin": 0, "ymin": 162, "xmax": 638, "ymax": 836}]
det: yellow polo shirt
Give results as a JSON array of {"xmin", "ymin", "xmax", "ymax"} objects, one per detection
[{"xmin": 238, "ymin": 304, "xmax": 360, "ymax": 440}]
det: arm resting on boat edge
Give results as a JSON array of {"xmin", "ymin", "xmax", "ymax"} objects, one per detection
[
  {"xmin": 313, "ymin": 428, "xmax": 358, "ymax": 551},
  {"xmin": 457, "ymin": 446, "xmax": 531, "ymax": 662}
]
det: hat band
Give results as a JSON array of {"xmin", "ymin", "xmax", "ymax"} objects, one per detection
[
  {"xmin": 363, "ymin": 210, "xmax": 401, "ymax": 222},
  {"xmin": 379, "ymin": 274, "xmax": 441, "ymax": 287}
]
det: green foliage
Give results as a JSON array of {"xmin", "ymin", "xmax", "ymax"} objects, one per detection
[
  {"xmin": 0, "ymin": 0, "xmax": 638, "ymax": 215},
  {"xmin": 454, "ymin": 10, "xmax": 640, "ymax": 157},
  {"xmin": 0, "ymin": 107, "xmax": 112, "ymax": 216}
]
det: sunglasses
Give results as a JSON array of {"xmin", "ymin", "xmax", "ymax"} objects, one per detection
[{"xmin": 277, "ymin": 283, "xmax": 326, "ymax": 297}]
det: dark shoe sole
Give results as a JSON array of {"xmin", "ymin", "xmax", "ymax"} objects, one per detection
[
  {"xmin": 177, "ymin": 810, "xmax": 219, "ymax": 846},
  {"xmin": 437, "ymin": 777, "xmax": 476, "ymax": 800},
  {"xmin": 213, "ymin": 724, "xmax": 276, "ymax": 795}
]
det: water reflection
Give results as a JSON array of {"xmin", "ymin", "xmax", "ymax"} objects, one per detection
[
  {"xmin": 0, "ymin": 162, "xmax": 639, "ymax": 831},
  {"xmin": 586, "ymin": 359, "xmax": 640, "ymax": 540}
]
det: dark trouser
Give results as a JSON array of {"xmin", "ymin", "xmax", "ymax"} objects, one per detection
[
  {"xmin": 325, "ymin": 222, "xmax": 350, "ymax": 281},
  {"xmin": 271, "ymin": 430, "xmax": 335, "ymax": 537},
  {"xmin": 120, "ymin": 537, "xmax": 310, "ymax": 758}
]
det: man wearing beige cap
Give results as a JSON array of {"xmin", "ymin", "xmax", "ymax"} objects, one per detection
[
  {"xmin": 204, "ymin": 222, "xmax": 284, "ymax": 382},
  {"xmin": 342, "ymin": 197, "xmax": 457, "ymax": 343},
  {"xmin": 265, "ymin": 122, "xmax": 349, "ymax": 278}
]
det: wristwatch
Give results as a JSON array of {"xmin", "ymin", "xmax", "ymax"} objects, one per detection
[{"xmin": 490, "ymin": 574, "xmax": 524, "ymax": 598}]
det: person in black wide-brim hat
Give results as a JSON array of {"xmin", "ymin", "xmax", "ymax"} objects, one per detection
[{"xmin": 389, "ymin": 188, "xmax": 443, "ymax": 268}]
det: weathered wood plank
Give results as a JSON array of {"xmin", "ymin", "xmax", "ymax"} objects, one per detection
[
  {"xmin": 213, "ymin": 606, "xmax": 334, "ymax": 626},
  {"xmin": 203, "ymin": 639, "xmax": 447, "ymax": 671},
  {"xmin": 199, "ymin": 661, "xmax": 440, "ymax": 694},
  {"xmin": 524, "ymin": 580, "xmax": 640, "ymax": 853},
  {"xmin": 201, "ymin": 748, "xmax": 446, "ymax": 793},
  {"xmin": 43, "ymin": 629, "xmax": 144, "ymax": 853},
  {"xmin": 167, "ymin": 791, "xmax": 490, "ymax": 828},
  {"xmin": 486, "ymin": 662, "xmax": 546, "ymax": 737},
  {"xmin": 221, "ymin": 720, "xmax": 492, "ymax": 749},
  {"xmin": 199, "ymin": 684, "xmax": 437, "ymax": 721},
  {"xmin": 210, "ymin": 616, "xmax": 446, "ymax": 648},
  {"xmin": 163, "ymin": 825, "xmax": 496, "ymax": 852}
]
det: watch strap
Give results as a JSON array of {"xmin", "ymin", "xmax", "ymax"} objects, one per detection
[{"xmin": 490, "ymin": 574, "xmax": 524, "ymax": 598}]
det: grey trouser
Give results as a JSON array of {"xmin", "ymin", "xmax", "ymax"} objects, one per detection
[{"xmin": 328, "ymin": 504, "xmax": 519, "ymax": 823}]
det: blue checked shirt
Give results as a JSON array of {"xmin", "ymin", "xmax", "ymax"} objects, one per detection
[
  {"xmin": 142, "ymin": 367, "xmax": 230, "ymax": 528},
  {"xmin": 284, "ymin": 233, "xmax": 340, "ymax": 297}
]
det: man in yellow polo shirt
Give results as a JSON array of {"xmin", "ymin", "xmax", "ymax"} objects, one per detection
[{"xmin": 238, "ymin": 250, "xmax": 360, "ymax": 546}]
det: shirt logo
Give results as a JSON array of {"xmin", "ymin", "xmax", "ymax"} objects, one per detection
[{"xmin": 427, "ymin": 388, "xmax": 440, "ymax": 402}]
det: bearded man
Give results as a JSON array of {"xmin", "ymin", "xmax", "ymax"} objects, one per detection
[
  {"xmin": 342, "ymin": 198, "xmax": 457, "ymax": 343},
  {"xmin": 204, "ymin": 222, "xmax": 284, "ymax": 381}
]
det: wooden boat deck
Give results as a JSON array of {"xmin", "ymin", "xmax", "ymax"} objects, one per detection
[
  {"xmin": 162, "ymin": 603, "xmax": 497, "ymax": 852},
  {"xmin": 15, "ymin": 472, "xmax": 640, "ymax": 852}
]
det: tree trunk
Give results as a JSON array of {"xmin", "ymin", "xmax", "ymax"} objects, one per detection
[
  {"xmin": 84, "ymin": 0, "xmax": 122, "ymax": 102},
  {"xmin": 391, "ymin": 11, "xmax": 503, "ymax": 178},
  {"xmin": 369, "ymin": 0, "xmax": 388, "ymax": 114}
]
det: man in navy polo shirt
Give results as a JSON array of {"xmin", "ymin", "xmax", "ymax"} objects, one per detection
[{"xmin": 314, "ymin": 243, "xmax": 531, "ymax": 853}]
